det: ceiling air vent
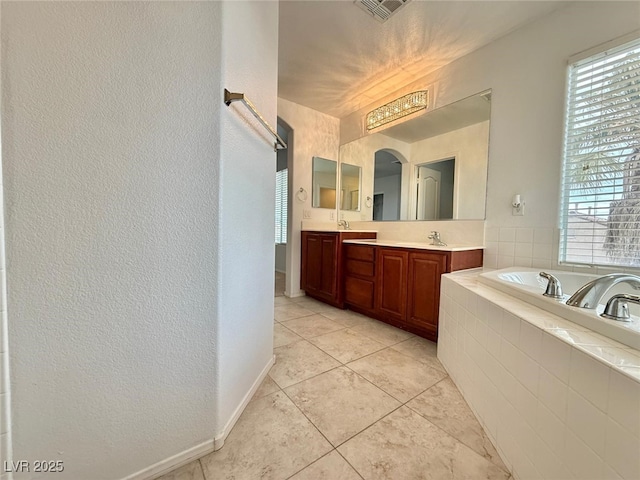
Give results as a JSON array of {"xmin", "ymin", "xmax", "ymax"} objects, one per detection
[{"xmin": 355, "ymin": 0, "xmax": 411, "ymax": 23}]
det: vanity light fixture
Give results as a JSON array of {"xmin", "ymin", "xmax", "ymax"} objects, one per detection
[{"xmin": 366, "ymin": 91, "xmax": 428, "ymax": 131}]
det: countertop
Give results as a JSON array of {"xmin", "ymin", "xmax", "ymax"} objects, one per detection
[{"xmin": 342, "ymin": 239, "xmax": 484, "ymax": 252}]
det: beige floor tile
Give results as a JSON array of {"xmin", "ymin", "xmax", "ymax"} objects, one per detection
[
  {"xmin": 320, "ymin": 309, "xmax": 374, "ymax": 328},
  {"xmin": 348, "ymin": 320, "xmax": 413, "ymax": 346},
  {"xmin": 274, "ymin": 304, "xmax": 315, "ymax": 322},
  {"xmin": 270, "ymin": 340, "xmax": 341, "ymax": 388},
  {"xmin": 280, "ymin": 314, "xmax": 345, "ymax": 339},
  {"xmin": 407, "ymin": 378, "xmax": 505, "ymax": 468},
  {"xmin": 309, "ymin": 328, "xmax": 386, "ymax": 364},
  {"xmin": 200, "ymin": 391, "xmax": 332, "ymax": 480},
  {"xmin": 285, "ymin": 366, "xmax": 400, "ymax": 446},
  {"xmin": 390, "ymin": 336, "xmax": 446, "ymax": 373},
  {"xmin": 251, "ymin": 375, "xmax": 280, "ymax": 401},
  {"xmin": 347, "ymin": 348, "xmax": 447, "ymax": 403},
  {"xmin": 289, "ymin": 451, "xmax": 362, "ymax": 480},
  {"xmin": 156, "ymin": 460, "xmax": 204, "ymax": 480},
  {"xmin": 293, "ymin": 297, "xmax": 337, "ymax": 313},
  {"xmin": 274, "ymin": 323, "xmax": 303, "ymax": 348},
  {"xmin": 274, "ymin": 296, "xmax": 293, "ymax": 306},
  {"xmin": 338, "ymin": 406, "xmax": 511, "ymax": 480}
]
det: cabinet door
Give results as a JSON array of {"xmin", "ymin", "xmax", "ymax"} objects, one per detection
[
  {"xmin": 407, "ymin": 251, "xmax": 447, "ymax": 339},
  {"xmin": 303, "ymin": 233, "xmax": 323, "ymax": 294},
  {"xmin": 376, "ymin": 248, "xmax": 409, "ymax": 323},
  {"xmin": 319, "ymin": 235, "xmax": 338, "ymax": 297}
]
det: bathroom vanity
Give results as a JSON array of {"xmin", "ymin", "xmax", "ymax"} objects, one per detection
[
  {"xmin": 300, "ymin": 230, "xmax": 377, "ymax": 308},
  {"xmin": 301, "ymin": 231, "xmax": 483, "ymax": 341},
  {"xmin": 343, "ymin": 240, "xmax": 483, "ymax": 341}
]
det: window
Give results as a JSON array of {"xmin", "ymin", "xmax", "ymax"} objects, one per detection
[
  {"xmin": 275, "ymin": 168, "xmax": 288, "ymax": 244},
  {"xmin": 559, "ymin": 36, "xmax": 640, "ymax": 267}
]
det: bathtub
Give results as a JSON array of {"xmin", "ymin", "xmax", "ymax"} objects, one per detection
[{"xmin": 478, "ymin": 267, "xmax": 640, "ymax": 350}]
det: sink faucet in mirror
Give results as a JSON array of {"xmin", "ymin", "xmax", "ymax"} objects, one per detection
[{"xmin": 338, "ymin": 219, "xmax": 350, "ymax": 230}]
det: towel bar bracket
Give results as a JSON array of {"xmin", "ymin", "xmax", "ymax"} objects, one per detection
[{"xmin": 223, "ymin": 89, "xmax": 287, "ymax": 151}]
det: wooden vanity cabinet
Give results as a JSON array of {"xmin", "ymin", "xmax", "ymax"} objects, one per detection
[
  {"xmin": 344, "ymin": 245, "xmax": 483, "ymax": 341},
  {"xmin": 301, "ymin": 231, "xmax": 377, "ymax": 308}
]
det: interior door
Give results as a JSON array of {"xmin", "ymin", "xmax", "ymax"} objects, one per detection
[{"xmin": 416, "ymin": 166, "xmax": 441, "ymax": 220}]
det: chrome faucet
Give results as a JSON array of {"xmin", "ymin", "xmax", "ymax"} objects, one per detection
[
  {"xmin": 539, "ymin": 272, "xmax": 563, "ymax": 299},
  {"xmin": 601, "ymin": 293, "xmax": 640, "ymax": 322},
  {"xmin": 566, "ymin": 273, "xmax": 640, "ymax": 309},
  {"xmin": 427, "ymin": 231, "xmax": 447, "ymax": 246},
  {"xmin": 338, "ymin": 219, "xmax": 350, "ymax": 230}
]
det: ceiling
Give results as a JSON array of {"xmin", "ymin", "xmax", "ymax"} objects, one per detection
[{"xmin": 278, "ymin": 0, "xmax": 566, "ymax": 119}]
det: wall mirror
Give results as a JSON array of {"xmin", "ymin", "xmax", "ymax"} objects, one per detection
[
  {"xmin": 339, "ymin": 90, "xmax": 491, "ymax": 221},
  {"xmin": 312, "ymin": 156, "xmax": 337, "ymax": 208},
  {"xmin": 340, "ymin": 163, "xmax": 361, "ymax": 212}
]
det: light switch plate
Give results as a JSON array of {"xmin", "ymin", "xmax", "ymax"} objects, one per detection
[
  {"xmin": 329, "ymin": 211, "xmax": 335, "ymax": 221},
  {"xmin": 303, "ymin": 209, "xmax": 311, "ymax": 219},
  {"xmin": 512, "ymin": 204, "xmax": 525, "ymax": 216}
]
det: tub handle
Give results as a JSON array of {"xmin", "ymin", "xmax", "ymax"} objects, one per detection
[
  {"xmin": 601, "ymin": 293, "xmax": 640, "ymax": 322},
  {"xmin": 539, "ymin": 272, "xmax": 563, "ymax": 299}
]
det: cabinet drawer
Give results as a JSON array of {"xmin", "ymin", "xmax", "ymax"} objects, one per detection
[
  {"xmin": 345, "ymin": 244, "xmax": 375, "ymax": 262},
  {"xmin": 345, "ymin": 276, "xmax": 375, "ymax": 309},
  {"xmin": 345, "ymin": 259, "xmax": 375, "ymax": 277}
]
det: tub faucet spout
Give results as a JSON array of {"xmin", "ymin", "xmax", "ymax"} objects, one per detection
[
  {"xmin": 539, "ymin": 272, "xmax": 563, "ymax": 298},
  {"xmin": 566, "ymin": 273, "xmax": 640, "ymax": 309}
]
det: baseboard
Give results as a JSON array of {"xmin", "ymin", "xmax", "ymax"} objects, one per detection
[
  {"xmin": 285, "ymin": 290, "xmax": 305, "ymax": 298},
  {"xmin": 213, "ymin": 354, "xmax": 276, "ymax": 451},
  {"xmin": 122, "ymin": 355, "xmax": 276, "ymax": 480},
  {"xmin": 122, "ymin": 439, "xmax": 215, "ymax": 480}
]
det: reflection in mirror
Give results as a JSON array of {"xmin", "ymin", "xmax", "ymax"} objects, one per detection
[
  {"xmin": 373, "ymin": 151, "xmax": 402, "ymax": 220},
  {"xmin": 339, "ymin": 90, "xmax": 491, "ymax": 221},
  {"xmin": 415, "ymin": 158, "xmax": 454, "ymax": 220},
  {"xmin": 340, "ymin": 163, "xmax": 361, "ymax": 211},
  {"xmin": 312, "ymin": 156, "xmax": 337, "ymax": 208}
]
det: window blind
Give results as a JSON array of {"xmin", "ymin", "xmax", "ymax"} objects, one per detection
[
  {"xmin": 275, "ymin": 169, "xmax": 288, "ymax": 244},
  {"xmin": 560, "ymin": 37, "xmax": 640, "ymax": 267}
]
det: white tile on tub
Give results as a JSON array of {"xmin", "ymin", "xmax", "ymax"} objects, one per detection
[
  {"xmin": 566, "ymin": 388, "xmax": 607, "ymax": 456},
  {"xmin": 485, "ymin": 241, "xmax": 499, "ymax": 257},
  {"xmin": 534, "ymin": 436, "xmax": 573, "ymax": 480},
  {"xmin": 515, "ymin": 228, "xmax": 534, "ymax": 244},
  {"xmin": 514, "ymin": 381, "xmax": 538, "ymax": 428},
  {"xmin": 516, "ymin": 348, "xmax": 540, "ymax": 395},
  {"xmin": 500, "ymin": 337, "xmax": 520, "ymax": 377},
  {"xmin": 498, "ymin": 242, "xmax": 515, "ymax": 257},
  {"xmin": 514, "ymin": 256, "xmax": 533, "ymax": 268},
  {"xmin": 539, "ymin": 331, "xmax": 572, "ymax": 382},
  {"xmin": 547, "ymin": 328, "xmax": 615, "ymax": 348},
  {"xmin": 483, "ymin": 253, "xmax": 498, "ymax": 269},
  {"xmin": 538, "ymin": 366, "xmax": 568, "ymax": 421},
  {"xmin": 485, "ymin": 226, "xmax": 500, "ymax": 243},
  {"xmin": 532, "ymin": 243, "xmax": 552, "ymax": 260},
  {"xmin": 607, "ymin": 369, "xmax": 640, "ymax": 438},
  {"xmin": 531, "ymin": 258, "xmax": 552, "ymax": 270},
  {"xmin": 486, "ymin": 303, "xmax": 503, "ymax": 333},
  {"xmin": 604, "ymin": 417, "xmax": 640, "ymax": 480},
  {"xmin": 534, "ymin": 227, "xmax": 554, "ymax": 245},
  {"xmin": 501, "ymin": 311, "xmax": 521, "ymax": 346},
  {"xmin": 518, "ymin": 321, "xmax": 542, "ymax": 360},
  {"xmin": 514, "ymin": 242, "xmax": 533, "ymax": 259},
  {"xmin": 536, "ymin": 401, "xmax": 565, "ymax": 454},
  {"xmin": 499, "ymin": 227, "xmax": 516, "ymax": 243},
  {"xmin": 564, "ymin": 429, "xmax": 605, "ymax": 480},
  {"xmin": 497, "ymin": 255, "xmax": 515, "ymax": 269},
  {"xmin": 569, "ymin": 348, "xmax": 611, "ymax": 412}
]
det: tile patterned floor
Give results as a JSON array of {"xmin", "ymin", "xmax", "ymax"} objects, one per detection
[{"xmin": 158, "ymin": 291, "xmax": 511, "ymax": 480}]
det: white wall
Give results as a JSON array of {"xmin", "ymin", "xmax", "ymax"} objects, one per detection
[
  {"xmin": 277, "ymin": 99, "xmax": 340, "ymax": 297},
  {"xmin": 216, "ymin": 0, "xmax": 278, "ymax": 447},
  {"xmin": 1, "ymin": 2, "xmax": 277, "ymax": 478},
  {"xmin": 373, "ymin": 175, "xmax": 402, "ymax": 220},
  {"xmin": 341, "ymin": 2, "xmax": 640, "ymax": 269},
  {"xmin": 410, "ymin": 121, "xmax": 489, "ymax": 220}
]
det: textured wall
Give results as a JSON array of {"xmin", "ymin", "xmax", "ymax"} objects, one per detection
[
  {"xmin": 277, "ymin": 99, "xmax": 340, "ymax": 297},
  {"xmin": 2, "ymin": 3, "xmax": 224, "ymax": 478},
  {"xmin": 216, "ymin": 0, "xmax": 278, "ymax": 436}
]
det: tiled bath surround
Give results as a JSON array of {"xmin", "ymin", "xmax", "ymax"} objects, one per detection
[
  {"xmin": 439, "ymin": 271, "xmax": 640, "ymax": 480},
  {"xmin": 484, "ymin": 225, "xmax": 640, "ymax": 275}
]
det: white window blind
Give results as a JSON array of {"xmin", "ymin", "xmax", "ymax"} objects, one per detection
[
  {"xmin": 560, "ymin": 37, "xmax": 640, "ymax": 267},
  {"xmin": 275, "ymin": 169, "xmax": 288, "ymax": 244}
]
